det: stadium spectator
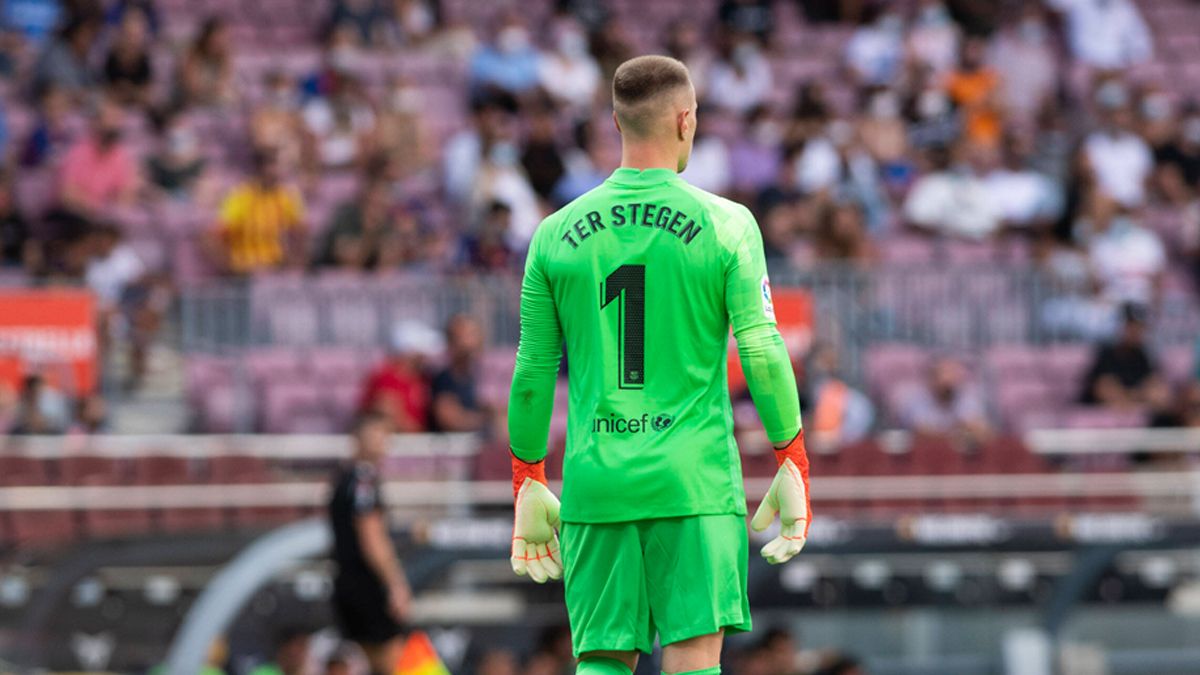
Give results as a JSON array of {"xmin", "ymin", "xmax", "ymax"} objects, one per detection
[
  {"xmin": 101, "ymin": 5, "xmax": 154, "ymax": 108},
  {"xmin": 20, "ymin": 84, "xmax": 74, "ymax": 168},
  {"xmin": 375, "ymin": 75, "xmax": 429, "ymax": 178},
  {"xmin": 55, "ymin": 96, "xmax": 140, "ymax": 219},
  {"xmin": 857, "ymin": 88, "xmax": 911, "ymax": 185},
  {"xmin": 520, "ymin": 103, "xmax": 566, "ymax": 204},
  {"xmin": 145, "ymin": 112, "xmax": 213, "ymax": 202},
  {"xmin": 589, "ymin": 17, "xmax": 635, "ymax": 81},
  {"xmin": 68, "ymin": 392, "xmax": 108, "ymax": 434},
  {"xmin": 10, "ymin": 373, "xmax": 70, "ymax": 435},
  {"xmin": 801, "ymin": 343, "xmax": 875, "ymax": 450},
  {"xmin": 302, "ymin": 71, "xmax": 376, "ymax": 171},
  {"xmin": 30, "ymin": 16, "xmax": 99, "ymax": 101},
  {"xmin": 844, "ymin": 5, "xmax": 905, "ymax": 87},
  {"xmin": 251, "ymin": 71, "xmax": 306, "ymax": 171},
  {"xmin": 904, "ymin": 143, "xmax": 1001, "ymax": 239},
  {"xmin": 898, "ymin": 356, "xmax": 993, "ymax": 445},
  {"xmin": 552, "ymin": 123, "xmax": 618, "ymax": 205},
  {"xmin": 945, "ymin": 37, "xmax": 1002, "ymax": 149},
  {"xmin": 206, "ymin": 148, "xmax": 308, "ymax": 275},
  {"xmin": 1083, "ymin": 81, "xmax": 1154, "ymax": 207},
  {"xmin": 389, "ymin": 0, "xmax": 441, "ymax": 45},
  {"xmin": 983, "ymin": 133, "xmax": 1063, "ymax": 230},
  {"xmin": 729, "ymin": 105, "xmax": 784, "ymax": 198},
  {"xmin": 814, "ymin": 200, "xmax": 873, "ymax": 263},
  {"xmin": 718, "ymin": 0, "xmax": 773, "ymax": 43},
  {"xmin": 1080, "ymin": 303, "xmax": 1171, "ymax": 411},
  {"xmin": 247, "ymin": 626, "xmax": 310, "ymax": 675},
  {"xmin": 1153, "ymin": 104, "xmax": 1200, "ymax": 207},
  {"xmin": 1048, "ymin": 0, "xmax": 1152, "ymax": 71},
  {"xmin": 988, "ymin": 3, "xmax": 1059, "ymax": 124},
  {"xmin": 706, "ymin": 37, "xmax": 773, "ymax": 114},
  {"xmin": 664, "ymin": 20, "xmax": 712, "ymax": 100},
  {"xmin": 537, "ymin": 17, "xmax": 600, "ymax": 118},
  {"xmin": 0, "ymin": 172, "xmax": 35, "ymax": 270},
  {"xmin": 328, "ymin": 412, "xmax": 412, "ymax": 675},
  {"xmin": 468, "ymin": 13, "xmax": 541, "ymax": 96},
  {"xmin": 1079, "ymin": 192, "xmax": 1165, "ymax": 310},
  {"xmin": 176, "ymin": 16, "xmax": 235, "ymax": 108},
  {"xmin": 360, "ymin": 320, "xmax": 440, "ymax": 432},
  {"xmin": 322, "ymin": 650, "xmax": 352, "ymax": 675},
  {"xmin": 429, "ymin": 314, "xmax": 489, "ymax": 433},
  {"xmin": 680, "ymin": 116, "xmax": 732, "ymax": 194},
  {"xmin": 459, "ymin": 200, "xmax": 518, "ymax": 272},
  {"xmin": 325, "ymin": 0, "xmax": 390, "ymax": 48},
  {"xmin": 315, "ymin": 178, "xmax": 393, "ymax": 269},
  {"xmin": 905, "ymin": 69, "xmax": 962, "ymax": 150},
  {"xmin": 908, "ymin": 0, "xmax": 961, "ymax": 76},
  {"xmin": 106, "ymin": 0, "xmax": 159, "ymax": 35},
  {"xmin": 441, "ymin": 91, "xmax": 519, "ymax": 202},
  {"xmin": 86, "ymin": 222, "xmax": 165, "ymax": 389}
]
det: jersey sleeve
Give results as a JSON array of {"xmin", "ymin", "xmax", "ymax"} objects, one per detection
[
  {"xmin": 725, "ymin": 211, "xmax": 803, "ymax": 444},
  {"xmin": 507, "ymin": 221, "xmax": 563, "ymax": 462}
]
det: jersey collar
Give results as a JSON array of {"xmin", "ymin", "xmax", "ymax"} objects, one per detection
[{"xmin": 605, "ymin": 167, "xmax": 681, "ymax": 187}]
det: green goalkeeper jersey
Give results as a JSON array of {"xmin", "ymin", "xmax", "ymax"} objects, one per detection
[{"xmin": 508, "ymin": 167, "xmax": 802, "ymax": 523}]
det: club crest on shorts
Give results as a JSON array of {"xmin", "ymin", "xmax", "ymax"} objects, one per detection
[{"xmin": 761, "ymin": 275, "xmax": 776, "ymax": 321}]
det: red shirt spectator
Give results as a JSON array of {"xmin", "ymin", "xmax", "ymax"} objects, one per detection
[
  {"xmin": 58, "ymin": 97, "xmax": 139, "ymax": 216},
  {"xmin": 360, "ymin": 321, "xmax": 443, "ymax": 433}
]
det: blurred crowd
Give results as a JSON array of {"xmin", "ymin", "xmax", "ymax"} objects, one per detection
[{"xmin": 0, "ymin": 0, "xmax": 1196, "ymax": 438}]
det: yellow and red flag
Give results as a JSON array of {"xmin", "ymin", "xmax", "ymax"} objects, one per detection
[{"xmin": 395, "ymin": 631, "xmax": 451, "ymax": 675}]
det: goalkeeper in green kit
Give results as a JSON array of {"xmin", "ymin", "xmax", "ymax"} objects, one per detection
[{"xmin": 507, "ymin": 55, "xmax": 811, "ymax": 675}]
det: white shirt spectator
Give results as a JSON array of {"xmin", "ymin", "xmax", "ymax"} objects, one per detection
[
  {"xmin": 680, "ymin": 135, "xmax": 731, "ymax": 195},
  {"xmin": 705, "ymin": 43, "xmax": 772, "ymax": 115},
  {"xmin": 1048, "ymin": 0, "xmax": 1152, "ymax": 69},
  {"xmin": 302, "ymin": 98, "xmax": 375, "ymax": 169},
  {"xmin": 989, "ymin": 19, "xmax": 1058, "ymax": 121},
  {"xmin": 86, "ymin": 243, "xmax": 144, "ymax": 307},
  {"xmin": 983, "ymin": 167, "xmax": 1062, "ymax": 226},
  {"xmin": 1088, "ymin": 217, "xmax": 1165, "ymax": 306},
  {"xmin": 844, "ymin": 13, "xmax": 905, "ymax": 85},
  {"xmin": 538, "ymin": 28, "xmax": 600, "ymax": 115},
  {"xmin": 907, "ymin": 2, "xmax": 961, "ymax": 75},
  {"xmin": 1084, "ymin": 129, "xmax": 1153, "ymax": 207},
  {"xmin": 904, "ymin": 170, "xmax": 1001, "ymax": 239}
]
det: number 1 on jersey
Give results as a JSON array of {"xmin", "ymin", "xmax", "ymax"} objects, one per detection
[{"xmin": 601, "ymin": 264, "xmax": 645, "ymax": 390}]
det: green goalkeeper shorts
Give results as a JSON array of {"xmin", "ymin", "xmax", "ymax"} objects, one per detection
[{"xmin": 560, "ymin": 514, "xmax": 752, "ymax": 656}]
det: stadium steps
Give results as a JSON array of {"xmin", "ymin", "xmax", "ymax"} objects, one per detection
[{"xmin": 106, "ymin": 341, "xmax": 190, "ymax": 434}]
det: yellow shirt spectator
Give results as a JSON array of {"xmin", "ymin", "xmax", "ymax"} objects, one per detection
[{"xmin": 215, "ymin": 182, "xmax": 306, "ymax": 273}]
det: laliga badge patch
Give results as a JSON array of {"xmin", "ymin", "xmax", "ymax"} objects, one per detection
[{"xmin": 761, "ymin": 275, "xmax": 776, "ymax": 322}]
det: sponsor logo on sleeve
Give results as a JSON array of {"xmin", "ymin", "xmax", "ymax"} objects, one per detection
[{"xmin": 761, "ymin": 275, "xmax": 776, "ymax": 321}]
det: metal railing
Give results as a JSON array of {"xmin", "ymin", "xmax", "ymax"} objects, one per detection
[{"xmin": 178, "ymin": 265, "xmax": 1200, "ymax": 383}]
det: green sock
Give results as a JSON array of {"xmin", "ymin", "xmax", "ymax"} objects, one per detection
[
  {"xmin": 663, "ymin": 668, "xmax": 720, "ymax": 675},
  {"xmin": 576, "ymin": 656, "xmax": 633, "ymax": 675}
]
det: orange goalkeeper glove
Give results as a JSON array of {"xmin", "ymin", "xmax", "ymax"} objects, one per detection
[
  {"xmin": 750, "ymin": 431, "xmax": 812, "ymax": 564},
  {"xmin": 510, "ymin": 454, "xmax": 562, "ymax": 583}
]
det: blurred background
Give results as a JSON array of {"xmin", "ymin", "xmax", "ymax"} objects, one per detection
[{"xmin": 0, "ymin": 0, "xmax": 1199, "ymax": 672}]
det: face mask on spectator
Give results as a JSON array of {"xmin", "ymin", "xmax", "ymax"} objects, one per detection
[
  {"xmin": 877, "ymin": 13, "xmax": 904, "ymax": 35},
  {"xmin": 918, "ymin": 4, "xmax": 950, "ymax": 27},
  {"xmin": 753, "ymin": 119, "xmax": 782, "ymax": 146},
  {"xmin": 1141, "ymin": 94, "xmax": 1171, "ymax": 121},
  {"xmin": 870, "ymin": 92, "xmax": 900, "ymax": 119},
  {"xmin": 489, "ymin": 141, "xmax": 518, "ymax": 166},
  {"xmin": 330, "ymin": 45, "xmax": 358, "ymax": 72},
  {"xmin": 1019, "ymin": 18, "xmax": 1047, "ymax": 44},
  {"xmin": 918, "ymin": 90, "xmax": 950, "ymax": 118},
  {"xmin": 557, "ymin": 30, "xmax": 588, "ymax": 58},
  {"xmin": 497, "ymin": 26, "xmax": 530, "ymax": 54},
  {"xmin": 733, "ymin": 42, "xmax": 759, "ymax": 69},
  {"xmin": 168, "ymin": 128, "xmax": 197, "ymax": 157},
  {"xmin": 1109, "ymin": 215, "xmax": 1135, "ymax": 236}
]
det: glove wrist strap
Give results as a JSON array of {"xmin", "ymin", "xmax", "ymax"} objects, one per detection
[
  {"xmin": 773, "ymin": 430, "xmax": 809, "ymax": 470},
  {"xmin": 511, "ymin": 452, "xmax": 547, "ymax": 498}
]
